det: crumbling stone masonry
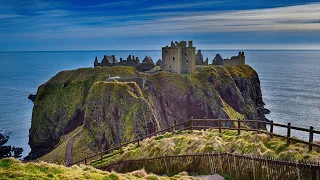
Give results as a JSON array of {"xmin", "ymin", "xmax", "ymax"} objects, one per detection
[{"xmin": 161, "ymin": 40, "xmax": 196, "ymax": 74}]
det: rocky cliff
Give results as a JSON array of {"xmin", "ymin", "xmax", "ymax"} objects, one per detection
[{"xmin": 27, "ymin": 65, "xmax": 267, "ymax": 161}]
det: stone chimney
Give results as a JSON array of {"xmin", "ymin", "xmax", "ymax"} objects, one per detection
[{"xmin": 188, "ymin": 40, "xmax": 193, "ymax": 47}]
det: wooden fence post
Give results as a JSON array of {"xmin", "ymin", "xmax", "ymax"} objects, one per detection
[
  {"xmin": 312, "ymin": 165, "xmax": 316, "ymax": 180},
  {"xmin": 237, "ymin": 119, "xmax": 241, "ymax": 135},
  {"xmin": 218, "ymin": 119, "xmax": 222, "ymax": 133},
  {"xmin": 270, "ymin": 121, "xmax": 274, "ymax": 138},
  {"xmin": 190, "ymin": 117, "xmax": 193, "ymax": 131},
  {"xmin": 309, "ymin": 126, "xmax": 314, "ymax": 151},
  {"xmin": 138, "ymin": 138, "xmax": 140, "ymax": 146},
  {"xmin": 191, "ymin": 119, "xmax": 194, "ymax": 131},
  {"xmin": 287, "ymin": 123, "xmax": 291, "ymax": 146},
  {"xmin": 100, "ymin": 151, "xmax": 103, "ymax": 160},
  {"xmin": 84, "ymin": 156, "xmax": 87, "ymax": 165},
  {"xmin": 204, "ymin": 117, "xmax": 207, "ymax": 131}
]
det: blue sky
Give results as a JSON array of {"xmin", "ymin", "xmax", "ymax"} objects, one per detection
[{"xmin": 1, "ymin": 0, "xmax": 320, "ymax": 51}]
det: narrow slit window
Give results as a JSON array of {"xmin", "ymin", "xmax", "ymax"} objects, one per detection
[{"xmin": 173, "ymin": 57, "xmax": 175, "ymax": 60}]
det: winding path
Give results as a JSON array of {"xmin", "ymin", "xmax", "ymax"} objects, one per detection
[
  {"xmin": 195, "ymin": 175, "xmax": 225, "ymax": 180},
  {"xmin": 65, "ymin": 133, "xmax": 80, "ymax": 166}
]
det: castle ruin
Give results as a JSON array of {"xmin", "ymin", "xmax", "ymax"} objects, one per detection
[
  {"xmin": 93, "ymin": 41, "xmax": 246, "ymax": 74},
  {"xmin": 94, "ymin": 54, "xmax": 155, "ymax": 72},
  {"xmin": 212, "ymin": 52, "xmax": 245, "ymax": 67},
  {"xmin": 195, "ymin": 50, "xmax": 209, "ymax": 66},
  {"xmin": 160, "ymin": 40, "xmax": 196, "ymax": 74}
]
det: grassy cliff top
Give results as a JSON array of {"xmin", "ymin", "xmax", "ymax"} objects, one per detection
[
  {"xmin": 92, "ymin": 129, "xmax": 320, "ymax": 168},
  {"xmin": 48, "ymin": 66, "xmax": 137, "ymax": 84},
  {"xmin": 0, "ymin": 158, "xmax": 198, "ymax": 180}
]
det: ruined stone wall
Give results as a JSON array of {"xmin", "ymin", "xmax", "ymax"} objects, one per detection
[
  {"xmin": 181, "ymin": 47, "xmax": 196, "ymax": 73},
  {"xmin": 223, "ymin": 58, "xmax": 242, "ymax": 67},
  {"xmin": 161, "ymin": 47, "xmax": 182, "ymax": 73}
]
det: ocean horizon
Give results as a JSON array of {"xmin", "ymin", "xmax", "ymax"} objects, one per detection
[{"xmin": 1, "ymin": 50, "xmax": 320, "ymax": 158}]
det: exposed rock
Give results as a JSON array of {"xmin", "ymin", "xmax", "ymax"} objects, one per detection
[
  {"xmin": 28, "ymin": 94, "xmax": 36, "ymax": 102},
  {"xmin": 84, "ymin": 82, "xmax": 159, "ymax": 151},
  {"xmin": 27, "ymin": 65, "xmax": 267, "ymax": 160}
]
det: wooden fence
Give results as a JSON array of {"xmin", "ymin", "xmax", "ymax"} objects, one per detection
[
  {"xmin": 69, "ymin": 119, "xmax": 320, "ymax": 169},
  {"xmin": 99, "ymin": 153, "xmax": 320, "ymax": 180}
]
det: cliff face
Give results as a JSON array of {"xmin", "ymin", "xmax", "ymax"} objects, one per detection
[{"xmin": 27, "ymin": 65, "xmax": 267, "ymax": 160}]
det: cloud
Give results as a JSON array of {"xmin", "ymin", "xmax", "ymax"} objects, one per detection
[
  {"xmin": 142, "ymin": 1, "xmax": 230, "ymax": 10},
  {"xmin": 82, "ymin": 1, "xmax": 133, "ymax": 8},
  {"xmin": 0, "ymin": 14, "xmax": 24, "ymax": 19},
  {"xmin": 1, "ymin": 2, "xmax": 320, "ymax": 40}
]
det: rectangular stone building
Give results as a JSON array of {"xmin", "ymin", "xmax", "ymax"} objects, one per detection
[{"xmin": 161, "ymin": 40, "xmax": 196, "ymax": 74}]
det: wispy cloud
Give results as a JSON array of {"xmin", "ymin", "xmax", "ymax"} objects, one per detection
[
  {"xmin": 142, "ymin": 1, "xmax": 231, "ymax": 10},
  {"xmin": 1, "ymin": 1, "xmax": 320, "ymax": 50},
  {"xmin": 0, "ymin": 14, "xmax": 24, "ymax": 19},
  {"xmin": 83, "ymin": 1, "xmax": 133, "ymax": 8}
]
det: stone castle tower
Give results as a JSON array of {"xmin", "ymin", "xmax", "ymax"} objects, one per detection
[{"xmin": 161, "ymin": 40, "xmax": 196, "ymax": 74}]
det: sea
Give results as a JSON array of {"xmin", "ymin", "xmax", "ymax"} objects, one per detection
[{"xmin": 0, "ymin": 50, "xmax": 320, "ymax": 158}]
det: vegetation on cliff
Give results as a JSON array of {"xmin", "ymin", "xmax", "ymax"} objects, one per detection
[
  {"xmin": 92, "ymin": 129, "xmax": 320, "ymax": 168},
  {"xmin": 28, "ymin": 67, "xmax": 137, "ymax": 159},
  {"xmin": 0, "ymin": 158, "xmax": 197, "ymax": 180},
  {"xmin": 29, "ymin": 64, "xmax": 267, "ymax": 163}
]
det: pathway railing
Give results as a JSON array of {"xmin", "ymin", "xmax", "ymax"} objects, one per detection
[
  {"xmin": 69, "ymin": 118, "xmax": 320, "ymax": 166},
  {"xmin": 99, "ymin": 153, "xmax": 320, "ymax": 180}
]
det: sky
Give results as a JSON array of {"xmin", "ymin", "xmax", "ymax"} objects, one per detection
[{"xmin": 1, "ymin": 0, "xmax": 320, "ymax": 51}]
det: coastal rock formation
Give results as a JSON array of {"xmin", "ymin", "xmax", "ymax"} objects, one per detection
[
  {"xmin": 28, "ymin": 94, "xmax": 36, "ymax": 102},
  {"xmin": 27, "ymin": 65, "xmax": 267, "ymax": 161},
  {"xmin": 84, "ymin": 82, "xmax": 159, "ymax": 151}
]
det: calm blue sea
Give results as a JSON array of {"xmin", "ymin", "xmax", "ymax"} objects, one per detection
[{"xmin": 0, "ymin": 50, "xmax": 319, "ymax": 157}]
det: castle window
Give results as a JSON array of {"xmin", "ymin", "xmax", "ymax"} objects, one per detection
[
  {"xmin": 173, "ymin": 57, "xmax": 175, "ymax": 60},
  {"xmin": 185, "ymin": 53, "xmax": 187, "ymax": 56},
  {"xmin": 187, "ymin": 60, "xmax": 189, "ymax": 63},
  {"xmin": 165, "ymin": 50, "xmax": 167, "ymax": 53},
  {"xmin": 169, "ymin": 65, "xmax": 171, "ymax": 68}
]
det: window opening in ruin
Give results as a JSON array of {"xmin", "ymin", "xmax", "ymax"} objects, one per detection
[
  {"xmin": 165, "ymin": 50, "xmax": 167, "ymax": 53},
  {"xmin": 173, "ymin": 57, "xmax": 175, "ymax": 60},
  {"xmin": 185, "ymin": 53, "xmax": 187, "ymax": 56}
]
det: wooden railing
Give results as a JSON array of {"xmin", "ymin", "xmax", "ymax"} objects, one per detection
[
  {"xmin": 99, "ymin": 153, "xmax": 320, "ymax": 180},
  {"xmin": 69, "ymin": 118, "xmax": 320, "ymax": 166}
]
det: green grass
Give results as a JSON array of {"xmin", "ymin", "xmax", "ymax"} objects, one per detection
[
  {"xmin": 0, "ymin": 158, "xmax": 199, "ymax": 180},
  {"xmin": 92, "ymin": 129, "xmax": 320, "ymax": 168}
]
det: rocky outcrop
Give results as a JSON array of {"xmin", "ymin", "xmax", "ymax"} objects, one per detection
[
  {"xmin": 27, "ymin": 65, "xmax": 267, "ymax": 161},
  {"xmin": 28, "ymin": 94, "xmax": 37, "ymax": 102},
  {"xmin": 84, "ymin": 82, "xmax": 159, "ymax": 151}
]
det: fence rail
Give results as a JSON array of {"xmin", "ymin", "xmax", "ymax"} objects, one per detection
[
  {"xmin": 69, "ymin": 118, "xmax": 320, "ymax": 167},
  {"xmin": 99, "ymin": 153, "xmax": 320, "ymax": 180}
]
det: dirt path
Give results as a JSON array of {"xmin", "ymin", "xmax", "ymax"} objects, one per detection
[
  {"xmin": 195, "ymin": 175, "xmax": 225, "ymax": 180},
  {"xmin": 65, "ymin": 133, "xmax": 80, "ymax": 166}
]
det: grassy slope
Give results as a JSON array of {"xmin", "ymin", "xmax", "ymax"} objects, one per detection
[
  {"xmin": 0, "ymin": 158, "xmax": 198, "ymax": 180},
  {"xmin": 92, "ymin": 129, "xmax": 320, "ymax": 168},
  {"xmin": 38, "ymin": 126, "xmax": 98, "ymax": 165}
]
